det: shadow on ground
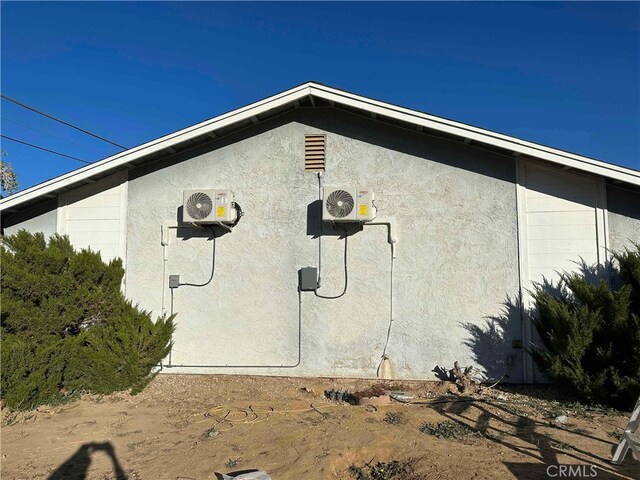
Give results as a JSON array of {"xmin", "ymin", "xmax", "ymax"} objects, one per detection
[
  {"xmin": 47, "ymin": 442, "xmax": 127, "ymax": 480},
  {"xmin": 429, "ymin": 395, "xmax": 639, "ymax": 479}
]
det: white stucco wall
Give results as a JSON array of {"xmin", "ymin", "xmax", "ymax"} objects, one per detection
[
  {"xmin": 9, "ymin": 108, "xmax": 637, "ymax": 384},
  {"xmin": 8, "ymin": 107, "xmax": 638, "ymax": 384},
  {"xmin": 125, "ymin": 109, "xmax": 523, "ymax": 381}
]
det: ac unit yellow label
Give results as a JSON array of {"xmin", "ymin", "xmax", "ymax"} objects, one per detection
[
  {"xmin": 359, "ymin": 204, "xmax": 368, "ymax": 216},
  {"xmin": 217, "ymin": 206, "xmax": 225, "ymax": 217}
]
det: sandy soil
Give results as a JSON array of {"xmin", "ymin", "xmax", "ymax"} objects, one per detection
[{"xmin": 1, "ymin": 375, "xmax": 638, "ymax": 480}]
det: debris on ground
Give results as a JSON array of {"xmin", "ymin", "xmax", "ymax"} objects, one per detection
[
  {"xmin": 420, "ymin": 420, "xmax": 480, "ymax": 439},
  {"xmin": 383, "ymin": 412, "xmax": 404, "ymax": 425},
  {"xmin": 554, "ymin": 415, "xmax": 568, "ymax": 425},
  {"xmin": 348, "ymin": 460, "xmax": 420, "ymax": 480},
  {"xmin": 217, "ymin": 470, "xmax": 272, "ymax": 480},
  {"xmin": 203, "ymin": 426, "xmax": 220, "ymax": 437},
  {"xmin": 388, "ymin": 391, "xmax": 414, "ymax": 402},
  {"xmin": 354, "ymin": 384, "xmax": 388, "ymax": 399},
  {"xmin": 324, "ymin": 389, "xmax": 356, "ymax": 404},
  {"xmin": 451, "ymin": 361, "xmax": 479, "ymax": 394},
  {"xmin": 432, "ymin": 362, "xmax": 481, "ymax": 395}
]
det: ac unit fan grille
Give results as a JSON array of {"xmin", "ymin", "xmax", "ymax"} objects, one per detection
[
  {"xmin": 186, "ymin": 192, "xmax": 213, "ymax": 220},
  {"xmin": 326, "ymin": 190, "xmax": 354, "ymax": 218}
]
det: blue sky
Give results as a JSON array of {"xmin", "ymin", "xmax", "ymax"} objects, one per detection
[{"xmin": 1, "ymin": 1, "xmax": 639, "ymax": 191}]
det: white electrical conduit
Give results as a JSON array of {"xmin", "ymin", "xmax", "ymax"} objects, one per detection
[
  {"xmin": 159, "ymin": 222, "xmax": 302, "ymax": 369},
  {"xmin": 315, "ymin": 174, "xmax": 399, "ymax": 373},
  {"xmin": 362, "ymin": 220, "xmax": 398, "ymax": 375}
]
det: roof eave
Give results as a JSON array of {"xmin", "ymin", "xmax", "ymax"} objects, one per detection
[
  {"xmin": 2, "ymin": 81, "xmax": 638, "ymax": 212},
  {"xmin": 308, "ymin": 83, "xmax": 640, "ymax": 185},
  {"xmin": 0, "ymin": 83, "xmax": 314, "ymax": 211}
]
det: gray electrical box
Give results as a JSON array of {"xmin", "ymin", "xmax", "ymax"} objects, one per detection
[
  {"xmin": 169, "ymin": 275, "xmax": 180, "ymax": 289},
  {"xmin": 299, "ymin": 267, "xmax": 318, "ymax": 291}
]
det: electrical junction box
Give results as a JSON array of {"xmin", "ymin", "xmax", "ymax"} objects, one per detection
[
  {"xmin": 169, "ymin": 275, "xmax": 180, "ymax": 289},
  {"xmin": 299, "ymin": 267, "xmax": 318, "ymax": 291}
]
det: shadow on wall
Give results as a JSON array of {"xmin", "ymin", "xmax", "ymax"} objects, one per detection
[
  {"xmin": 306, "ymin": 199, "xmax": 363, "ymax": 238},
  {"xmin": 47, "ymin": 442, "xmax": 127, "ymax": 480},
  {"xmin": 459, "ymin": 259, "xmax": 616, "ymax": 384},
  {"xmin": 608, "ymin": 183, "xmax": 640, "ymax": 220},
  {"xmin": 174, "ymin": 205, "xmax": 233, "ymax": 240},
  {"xmin": 460, "ymin": 294, "xmax": 524, "ymax": 383},
  {"xmin": 128, "ymin": 106, "xmax": 517, "ymax": 193}
]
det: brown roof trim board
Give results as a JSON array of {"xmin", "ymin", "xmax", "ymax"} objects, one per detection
[{"xmin": 2, "ymin": 81, "xmax": 638, "ymax": 213}]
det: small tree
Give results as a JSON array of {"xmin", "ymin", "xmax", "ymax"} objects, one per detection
[
  {"xmin": 1, "ymin": 231, "xmax": 174, "ymax": 409},
  {"xmin": 0, "ymin": 150, "xmax": 18, "ymax": 197},
  {"xmin": 530, "ymin": 245, "xmax": 640, "ymax": 410}
]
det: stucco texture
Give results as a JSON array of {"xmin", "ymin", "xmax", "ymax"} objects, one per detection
[
  {"xmin": 126, "ymin": 108, "xmax": 523, "ymax": 382},
  {"xmin": 607, "ymin": 184, "xmax": 640, "ymax": 253}
]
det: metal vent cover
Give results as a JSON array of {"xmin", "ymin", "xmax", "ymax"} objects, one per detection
[{"xmin": 304, "ymin": 134, "xmax": 325, "ymax": 172}]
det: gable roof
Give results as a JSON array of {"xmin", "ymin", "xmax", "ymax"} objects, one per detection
[{"xmin": 2, "ymin": 81, "xmax": 639, "ymax": 212}]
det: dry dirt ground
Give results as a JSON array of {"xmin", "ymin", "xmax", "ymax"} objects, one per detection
[{"xmin": 1, "ymin": 375, "xmax": 639, "ymax": 480}]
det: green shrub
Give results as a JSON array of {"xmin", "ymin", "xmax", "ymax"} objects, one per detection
[
  {"xmin": 530, "ymin": 245, "xmax": 640, "ymax": 410},
  {"xmin": 1, "ymin": 231, "xmax": 174, "ymax": 409}
]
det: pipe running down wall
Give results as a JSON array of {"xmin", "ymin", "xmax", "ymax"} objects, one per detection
[{"xmin": 158, "ymin": 206, "xmax": 398, "ymax": 373}]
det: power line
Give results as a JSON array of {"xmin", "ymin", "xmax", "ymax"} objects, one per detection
[
  {"xmin": 0, "ymin": 94, "xmax": 127, "ymax": 150},
  {"xmin": 2, "ymin": 116, "xmax": 106, "ymax": 154},
  {"xmin": 0, "ymin": 134, "xmax": 91, "ymax": 164}
]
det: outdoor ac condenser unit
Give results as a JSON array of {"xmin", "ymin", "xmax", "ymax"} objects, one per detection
[
  {"xmin": 182, "ymin": 189, "xmax": 238, "ymax": 225},
  {"xmin": 322, "ymin": 187, "xmax": 376, "ymax": 222}
]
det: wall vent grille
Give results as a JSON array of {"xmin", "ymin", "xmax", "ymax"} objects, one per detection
[{"xmin": 304, "ymin": 134, "xmax": 325, "ymax": 172}]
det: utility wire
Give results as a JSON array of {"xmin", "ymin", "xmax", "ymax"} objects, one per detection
[
  {"xmin": 0, "ymin": 134, "xmax": 91, "ymax": 164},
  {"xmin": 2, "ymin": 117, "xmax": 106, "ymax": 154},
  {"xmin": 0, "ymin": 94, "xmax": 127, "ymax": 149},
  {"xmin": 179, "ymin": 230, "xmax": 217, "ymax": 287},
  {"xmin": 315, "ymin": 225, "xmax": 349, "ymax": 300}
]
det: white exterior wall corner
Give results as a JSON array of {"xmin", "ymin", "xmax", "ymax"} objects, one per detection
[
  {"xmin": 607, "ymin": 184, "xmax": 640, "ymax": 253},
  {"xmin": 125, "ymin": 108, "xmax": 523, "ymax": 382},
  {"xmin": 516, "ymin": 159, "xmax": 614, "ymax": 383},
  {"xmin": 56, "ymin": 172, "xmax": 128, "ymax": 265}
]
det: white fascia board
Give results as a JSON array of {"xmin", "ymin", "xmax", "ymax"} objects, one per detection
[
  {"xmin": 309, "ymin": 84, "xmax": 640, "ymax": 186},
  {"xmin": 0, "ymin": 83, "xmax": 313, "ymax": 211}
]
